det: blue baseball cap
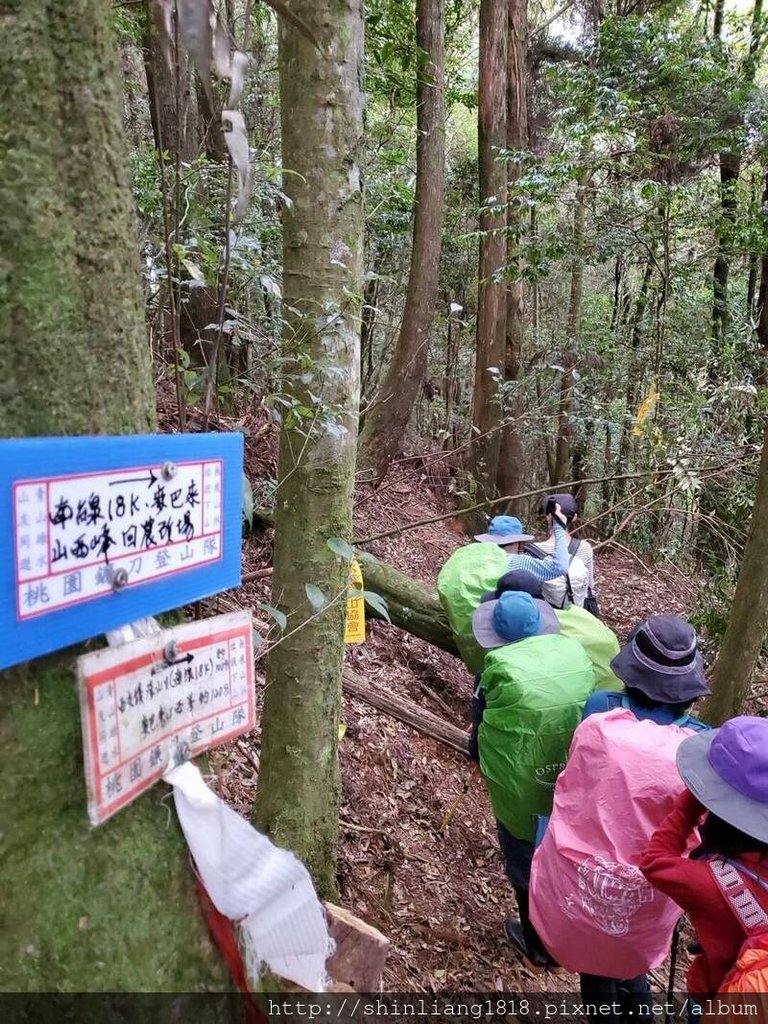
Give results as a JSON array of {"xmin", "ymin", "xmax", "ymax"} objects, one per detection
[
  {"xmin": 472, "ymin": 591, "xmax": 560, "ymax": 649},
  {"xmin": 474, "ymin": 515, "xmax": 533, "ymax": 545}
]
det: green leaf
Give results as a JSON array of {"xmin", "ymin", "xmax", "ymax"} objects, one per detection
[
  {"xmin": 252, "ymin": 628, "xmax": 263, "ymax": 651},
  {"xmin": 305, "ymin": 583, "xmax": 328, "ymax": 610},
  {"xmin": 256, "ymin": 602, "xmax": 287, "ymax": 630},
  {"xmin": 363, "ymin": 590, "xmax": 391, "ymax": 624},
  {"xmin": 242, "ymin": 473, "xmax": 254, "ymax": 531},
  {"xmin": 327, "ymin": 537, "xmax": 354, "ymax": 560}
]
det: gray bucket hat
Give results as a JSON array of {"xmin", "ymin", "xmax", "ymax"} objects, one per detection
[
  {"xmin": 610, "ymin": 615, "xmax": 709, "ymax": 703},
  {"xmin": 677, "ymin": 716, "xmax": 768, "ymax": 844},
  {"xmin": 472, "ymin": 591, "xmax": 561, "ymax": 649}
]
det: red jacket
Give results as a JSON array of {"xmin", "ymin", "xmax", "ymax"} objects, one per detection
[{"xmin": 640, "ymin": 788, "xmax": 768, "ymax": 996}]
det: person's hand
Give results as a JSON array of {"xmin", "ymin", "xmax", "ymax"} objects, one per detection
[{"xmin": 552, "ymin": 502, "xmax": 568, "ymax": 530}]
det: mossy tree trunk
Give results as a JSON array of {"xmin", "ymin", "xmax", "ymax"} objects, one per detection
[
  {"xmin": 0, "ymin": 0, "xmax": 226, "ymax": 992},
  {"xmin": 252, "ymin": 0, "xmax": 365, "ymax": 899},
  {"xmin": 702, "ymin": 424, "xmax": 768, "ymax": 724}
]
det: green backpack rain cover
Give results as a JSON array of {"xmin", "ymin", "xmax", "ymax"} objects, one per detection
[
  {"xmin": 437, "ymin": 543, "xmax": 509, "ymax": 673},
  {"xmin": 554, "ymin": 604, "xmax": 623, "ymax": 692},
  {"xmin": 479, "ymin": 633, "xmax": 595, "ymax": 841}
]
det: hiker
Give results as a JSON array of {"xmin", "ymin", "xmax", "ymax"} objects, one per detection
[
  {"xmin": 529, "ymin": 493, "xmax": 598, "ymax": 614},
  {"xmin": 486, "ymin": 569, "xmax": 622, "ymax": 691},
  {"xmin": 474, "ymin": 508, "xmax": 570, "ymax": 585},
  {"xmin": 436, "ymin": 506, "xmax": 569, "ymax": 674},
  {"xmin": 468, "ymin": 588, "xmax": 595, "ymax": 970},
  {"xmin": 529, "ymin": 615, "xmax": 711, "ymax": 1023},
  {"xmin": 640, "ymin": 715, "xmax": 768, "ymax": 1013}
]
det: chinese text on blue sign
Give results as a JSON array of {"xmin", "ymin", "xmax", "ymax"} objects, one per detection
[{"xmin": 0, "ymin": 433, "xmax": 243, "ymax": 670}]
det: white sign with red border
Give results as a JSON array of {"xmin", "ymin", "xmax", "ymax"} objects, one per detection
[
  {"xmin": 78, "ymin": 610, "xmax": 255, "ymax": 826},
  {"xmin": 14, "ymin": 459, "xmax": 223, "ymax": 620}
]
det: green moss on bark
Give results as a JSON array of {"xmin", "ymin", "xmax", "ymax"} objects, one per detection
[
  {"xmin": 0, "ymin": 1, "xmax": 233, "ymax": 995},
  {"xmin": 0, "ymin": 656, "xmax": 228, "ymax": 991},
  {"xmin": 252, "ymin": 0, "xmax": 365, "ymax": 898},
  {"xmin": 0, "ymin": 0, "xmax": 156, "ymax": 437}
]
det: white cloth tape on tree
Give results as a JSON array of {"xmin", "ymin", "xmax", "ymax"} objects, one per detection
[{"xmin": 164, "ymin": 760, "xmax": 333, "ymax": 991}]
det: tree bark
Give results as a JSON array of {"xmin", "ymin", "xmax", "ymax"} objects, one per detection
[
  {"xmin": 469, "ymin": 0, "xmax": 508, "ymax": 516},
  {"xmin": 702, "ymin": 424, "xmax": 768, "ymax": 724},
  {"xmin": 143, "ymin": 0, "xmax": 196, "ymax": 164},
  {"xmin": 355, "ymin": 550, "xmax": 457, "ymax": 655},
  {"xmin": 342, "ymin": 669, "xmax": 468, "ymax": 754},
  {"xmin": 0, "ymin": 0, "xmax": 225, "ymax": 991},
  {"xmin": 194, "ymin": 72, "xmax": 229, "ymax": 163},
  {"xmin": 252, "ymin": 0, "xmax": 365, "ymax": 899},
  {"xmin": 756, "ymin": 169, "xmax": 768, "ymax": 388},
  {"xmin": 496, "ymin": 0, "xmax": 528, "ymax": 512},
  {"xmin": 709, "ymin": 151, "xmax": 741, "ymax": 377},
  {"xmin": 552, "ymin": 170, "xmax": 587, "ymax": 486},
  {"xmin": 709, "ymin": 0, "xmax": 763, "ymax": 378},
  {"xmin": 358, "ymin": 0, "xmax": 446, "ymax": 482}
]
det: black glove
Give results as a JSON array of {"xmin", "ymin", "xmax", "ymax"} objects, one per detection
[{"xmin": 546, "ymin": 497, "xmax": 568, "ymax": 530}]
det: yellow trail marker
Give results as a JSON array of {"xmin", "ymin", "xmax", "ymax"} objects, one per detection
[{"xmin": 344, "ymin": 558, "xmax": 366, "ymax": 643}]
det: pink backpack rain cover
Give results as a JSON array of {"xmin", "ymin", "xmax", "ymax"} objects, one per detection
[{"xmin": 530, "ymin": 707, "xmax": 698, "ymax": 978}]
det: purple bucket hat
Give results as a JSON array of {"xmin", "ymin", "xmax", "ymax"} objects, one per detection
[
  {"xmin": 610, "ymin": 614, "xmax": 710, "ymax": 703},
  {"xmin": 677, "ymin": 716, "xmax": 768, "ymax": 844}
]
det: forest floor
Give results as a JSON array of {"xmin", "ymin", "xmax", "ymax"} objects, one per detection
[{"xmin": 196, "ymin": 406, "xmax": 703, "ymax": 1001}]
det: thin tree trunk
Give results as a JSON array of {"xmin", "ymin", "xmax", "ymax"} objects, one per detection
[
  {"xmin": 611, "ymin": 255, "xmax": 655, "ymax": 509},
  {"xmin": 469, "ymin": 0, "xmax": 508, "ymax": 516},
  {"xmin": 359, "ymin": 0, "xmax": 446, "ymax": 481},
  {"xmin": 0, "ymin": 0, "xmax": 225, "ymax": 990},
  {"xmin": 710, "ymin": 151, "xmax": 741, "ymax": 376},
  {"xmin": 496, "ymin": 0, "xmax": 528, "ymax": 512},
  {"xmin": 252, "ymin": 0, "xmax": 365, "ymax": 899},
  {"xmin": 360, "ymin": 274, "xmax": 379, "ymax": 406},
  {"xmin": 143, "ymin": 0, "xmax": 195, "ymax": 163},
  {"xmin": 756, "ymin": 169, "xmax": 768, "ymax": 388},
  {"xmin": 194, "ymin": 71, "xmax": 229, "ymax": 163},
  {"xmin": 552, "ymin": 170, "xmax": 587, "ymax": 485},
  {"xmin": 709, "ymin": 0, "xmax": 763, "ymax": 378},
  {"xmin": 702, "ymin": 424, "xmax": 768, "ymax": 724}
]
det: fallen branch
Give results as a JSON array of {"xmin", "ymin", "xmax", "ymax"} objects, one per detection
[
  {"xmin": 342, "ymin": 668, "xmax": 470, "ymax": 756},
  {"xmin": 353, "ymin": 468, "xmax": 680, "ymax": 545}
]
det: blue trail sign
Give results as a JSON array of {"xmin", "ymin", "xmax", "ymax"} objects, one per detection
[{"xmin": 0, "ymin": 433, "xmax": 243, "ymax": 670}]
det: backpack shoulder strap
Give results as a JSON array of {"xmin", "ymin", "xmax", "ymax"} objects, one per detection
[
  {"xmin": 672, "ymin": 713, "xmax": 710, "ymax": 731},
  {"xmin": 568, "ymin": 537, "xmax": 581, "ymax": 557},
  {"xmin": 710, "ymin": 859, "xmax": 768, "ymax": 935},
  {"xmin": 523, "ymin": 543, "xmax": 547, "ymax": 560}
]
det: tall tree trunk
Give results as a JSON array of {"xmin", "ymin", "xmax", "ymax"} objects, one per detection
[
  {"xmin": 0, "ymin": 0, "xmax": 225, "ymax": 990},
  {"xmin": 496, "ymin": 0, "xmax": 528, "ymax": 512},
  {"xmin": 709, "ymin": 0, "xmax": 763, "ymax": 378},
  {"xmin": 552, "ymin": 170, "xmax": 587, "ymax": 486},
  {"xmin": 610, "ymin": 254, "xmax": 655, "ymax": 511},
  {"xmin": 710, "ymin": 151, "xmax": 741, "ymax": 376},
  {"xmin": 359, "ymin": 0, "xmax": 446, "ymax": 482},
  {"xmin": 143, "ymin": 0, "xmax": 195, "ymax": 164},
  {"xmin": 469, "ymin": 0, "xmax": 508, "ymax": 515},
  {"xmin": 252, "ymin": 0, "xmax": 364, "ymax": 899},
  {"xmin": 756, "ymin": 168, "xmax": 768, "ymax": 388},
  {"xmin": 702, "ymin": 423, "xmax": 768, "ymax": 724},
  {"xmin": 194, "ymin": 72, "xmax": 229, "ymax": 163}
]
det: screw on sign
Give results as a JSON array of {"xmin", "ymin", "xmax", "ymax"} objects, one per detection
[
  {"xmin": 0, "ymin": 433, "xmax": 243, "ymax": 670},
  {"xmin": 344, "ymin": 558, "xmax": 365, "ymax": 644}
]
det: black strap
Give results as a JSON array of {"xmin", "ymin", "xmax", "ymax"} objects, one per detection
[{"xmin": 524, "ymin": 541, "xmax": 575, "ymax": 608}]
